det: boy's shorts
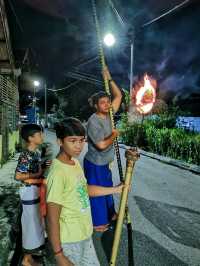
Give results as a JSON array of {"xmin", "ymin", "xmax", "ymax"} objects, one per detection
[
  {"xmin": 62, "ymin": 237, "xmax": 100, "ymax": 266},
  {"xmin": 84, "ymin": 158, "xmax": 116, "ymax": 226}
]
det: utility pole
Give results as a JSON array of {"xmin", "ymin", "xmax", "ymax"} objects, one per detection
[
  {"xmin": 33, "ymin": 80, "xmax": 40, "ymax": 124},
  {"xmin": 44, "ymin": 83, "xmax": 48, "ymax": 128},
  {"xmin": 129, "ymin": 26, "xmax": 135, "ymax": 97},
  {"xmin": 33, "ymin": 85, "xmax": 36, "ymax": 123},
  {"xmin": 129, "ymin": 42, "xmax": 134, "ymax": 95}
]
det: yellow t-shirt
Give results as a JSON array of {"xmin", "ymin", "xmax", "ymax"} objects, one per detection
[{"xmin": 46, "ymin": 158, "xmax": 93, "ymax": 243}]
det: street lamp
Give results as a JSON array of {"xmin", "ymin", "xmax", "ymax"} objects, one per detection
[
  {"xmin": 33, "ymin": 80, "xmax": 40, "ymax": 87},
  {"xmin": 32, "ymin": 80, "xmax": 48, "ymax": 127},
  {"xmin": 103, "ymin": 33, "xmax": 134, "ymax": 95},
  {"xmin": 33, "ymin": 80, "xmax": 40, "ymax": 123},
  {"xmin": 103, "ymin": 33, "xmax": 116, "ymax": 47}
]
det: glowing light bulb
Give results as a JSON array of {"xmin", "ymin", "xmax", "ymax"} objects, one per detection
[{"xmin": 103, "ymin": 33, "xmax": 116, "ymax": 47}]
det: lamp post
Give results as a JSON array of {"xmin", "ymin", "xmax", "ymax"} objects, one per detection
[
  {"xmin": 103, "ymin": 33, "xmax": 134, "ymax": 95},
  {"xmin": 129, "ymin": 42, "xmax": 133, "ymax": 95},
  {"xmin": 44, "ymin": 83, "xmax": 48, "ymax": 128},
  {"xmin": 33, "ymin": 80, "xmax": 40, "ymax": 123}
]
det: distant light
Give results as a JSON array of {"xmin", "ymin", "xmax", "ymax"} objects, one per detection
[
  {"xmin": 103, "ymin": 33, "xmax": 116, "ymax": 47},
  {"xmin": 33, "ymin": 80, "xmax": 40, "ymax": 87}
]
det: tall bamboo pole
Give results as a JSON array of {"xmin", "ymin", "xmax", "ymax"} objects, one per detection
[
  {"xmin": 91, "ymin": 2, "xmax": 138, "ymax": 265},
  {"xmin": 91, "ymin": 0, "xmax": 124, "ymax": 181}
]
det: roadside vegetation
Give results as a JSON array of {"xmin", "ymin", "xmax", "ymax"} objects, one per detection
[{"xmin": 118, "ymin": 109, "xmax": 200, "ymax": 165}]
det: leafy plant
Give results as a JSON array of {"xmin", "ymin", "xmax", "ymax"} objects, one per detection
[{"xmin": 119, "ymin": 112, "xmax": 200, "ymax": 165}]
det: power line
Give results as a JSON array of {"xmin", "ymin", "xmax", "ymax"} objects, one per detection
[
  {"xmin": 71, "ymin": 70, "xmax": 102, "ymax": 81},
  {"xmin": 48, "ymin": 80, "xmax": 80, "ymax": 92},
  {"xmin": 142, "ymin": 0, "xmax": 191, "ymax": 27},
  {"xmin": 73, "ymin": 55, "xmax": 99, "ymax": 69},
  {"xmin": 49, "ymin": 70, "xmax": 103, "ymax": 92},
  {"xmin": 67, "ymin": 71, "xmax": 103, "ymax": 85},
  {"xmin": 107, "ymin": 0, "xmax": 126, "ymax": 28},
  {"xmin": 107, "ymin": 0, "xmax": 192, "ymax": 29},
  {"xmin": 69, "ymin": 76, "xmax": 102, "ymax": 87}
]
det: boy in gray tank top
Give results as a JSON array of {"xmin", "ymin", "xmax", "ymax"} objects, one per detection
[
  {"xmin": 84, "ymin": 66, "xmax": 122, "ymax": 232},
  {"xmin": 85, "ymin": 113, "xmax": 114, "ymax": 165}
]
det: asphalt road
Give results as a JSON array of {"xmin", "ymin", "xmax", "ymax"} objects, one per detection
[{"xmin": 44, "ymin": 130, "xmax": 200, "ymax": 266}]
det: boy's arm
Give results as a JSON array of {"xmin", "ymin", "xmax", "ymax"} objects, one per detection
[
  {"xmin": 15, "ymin": 167, "xmax": 43, "ymax": 181},
  {"xmin": 87, "ymin": 183, "xmax": 124, "ymax": 197},
  {"xmin": 47, "ymin": 202, "xmax": 74, "ymax": 266},
  {"xmin": 24, "ymin": 163, "xmax": 51, "ymax": 184},
  {"xmin": 102, "ymin": 66, "xmax": 122, "ymax": 113},
  {"xmin": 95, "ymin": 129, "xmax": 119, "ymax": 150},
  {"xmin": 110, "ymin": 80, "xmax": 122, "ymax": 113}
]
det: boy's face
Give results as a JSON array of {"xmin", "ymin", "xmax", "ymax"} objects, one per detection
[
  {"xmin": 96, "ymin": 97, "xmax": 111, "ymax": 114},
  {"xmin": 60, "ymin": 136, "xmax": 85, "ymax": 157},
  {"xmin": 29, "ymin": 131, "xmax": 44, "ymax": 145}
]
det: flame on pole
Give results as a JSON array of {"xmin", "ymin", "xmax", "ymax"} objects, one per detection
[{"xmin": 133, "ymin": 74, "xmax": 156, "ymax": 115}]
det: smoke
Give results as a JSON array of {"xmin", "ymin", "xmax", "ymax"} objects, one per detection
[
  {"xmin": 132, "ymin": 1, "xmax": 200, "ymax": 102},
  {"xmin": 160, "ymin": 71, "xmax": 199, "ymax": 93},
  {"xmin": 14, "ymin": 0, "xmax": 200, "ymax": 100}
]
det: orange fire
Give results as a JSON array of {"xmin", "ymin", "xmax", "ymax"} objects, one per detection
[{"xmin": 134, "ymin": 74, "xmax": 156, "ymax": 115}]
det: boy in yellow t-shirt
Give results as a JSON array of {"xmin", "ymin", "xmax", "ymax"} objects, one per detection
[{"xmin": 46, "ymin": 118, "xmax": 124, "ymax": 266}]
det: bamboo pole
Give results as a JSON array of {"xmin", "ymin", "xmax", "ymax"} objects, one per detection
[
  {"xmin": 91, "ymin": 2, "xmax": 137, "ymax": 265},
  {"xmin": 110, "ymin": 148, "xmax": 139, "ymax": 266}
]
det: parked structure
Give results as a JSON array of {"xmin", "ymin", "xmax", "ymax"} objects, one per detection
[{"xmin": 176, "ymin": 116, "xmax": 200, "ymax": 133}]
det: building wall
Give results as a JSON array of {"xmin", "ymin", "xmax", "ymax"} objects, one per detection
[
  {"xmin": 0, "ymin": 76, "xmax": 19, "ymax": 166},
  {"xmin": 0, "ymin": 0, "xmax": 19, "ymax": 166}
]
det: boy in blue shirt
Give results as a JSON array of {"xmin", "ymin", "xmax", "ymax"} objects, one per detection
[{"xmin": 15, "ymin": 124, "xmax": 45, "ymax": 266}]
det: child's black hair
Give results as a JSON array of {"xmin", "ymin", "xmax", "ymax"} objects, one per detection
[
  {"xmin": 21, "ymin": 124, "xmax": 43, "ymax": 142},
  {"xmin": 54, "ymin": 117, "xmax": 85, "ymax": 140},
  {"xmin": 88, "ymin": 91, "xmax": 110, "ymax": 108}
]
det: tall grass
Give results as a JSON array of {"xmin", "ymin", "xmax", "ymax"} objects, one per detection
[{"xmin": 118, "ymin": 114, "xmax": 200, "ymax": 165}]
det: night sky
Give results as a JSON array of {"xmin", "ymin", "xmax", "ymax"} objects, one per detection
[{"xmin": 6, "ymin": 0, "xmax": 200, "ymax": 114}]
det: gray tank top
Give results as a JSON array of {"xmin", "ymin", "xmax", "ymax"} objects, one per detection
[{"xmin": 85, "ymin": 113, "xmax": 114, "ymax": 165}]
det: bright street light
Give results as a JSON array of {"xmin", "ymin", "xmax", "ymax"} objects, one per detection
[
  {"xmin": 104, "ymin": 31, "xmax": 134, "ymax": 95},
  {"xmin": 103, "ymin": 33, "xmax": 116, "ymax": 47},
  {"xmin": 33, "ymin": 79, "xmax": 48, "ymax": 127},
  {"xmin": 33, "ymin": 80, "xmax": 40, "ymax": 123},
  {"xmin": 33, "ymin": 80, "xmax": 40, "ymax": 87}
]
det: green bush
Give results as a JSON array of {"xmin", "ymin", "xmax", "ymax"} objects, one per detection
[
  {"xmin": 146, "ymin": 115, "xmax": 176, "ymax": 129},
  {"xmin": 118, "ymin": 114, "xmax": 147, "ymax": 147},
  {"xmin": 118, "ymin": 113, "xmax": 200, "ymax": 165}
]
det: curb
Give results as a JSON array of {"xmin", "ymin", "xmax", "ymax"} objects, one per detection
[{"xmin": 118, "ymin": 144, "xmax": 200, "ymax": 175}]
